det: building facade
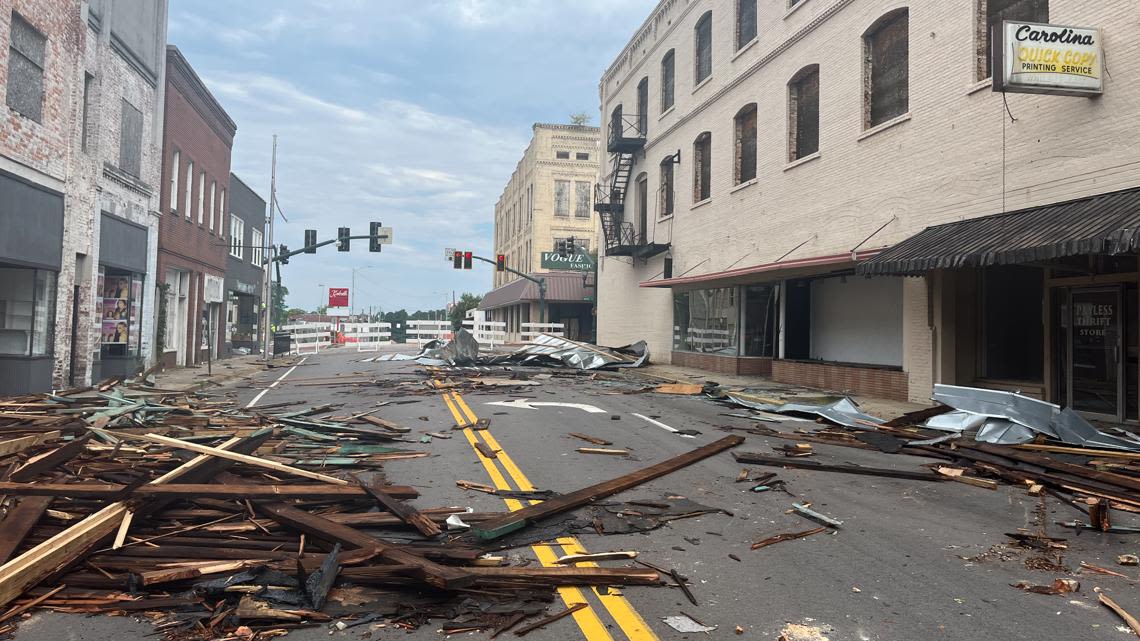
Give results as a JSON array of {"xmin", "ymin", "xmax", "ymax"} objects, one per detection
[
  {"xmin": 224, "ymin": 172, "xmax": 264, "ymax": 355},
  {"xmin": 482, "ymin": 123, "xmax": 601, "ymax": 340},
  {"xmin": 597, "ymin": 0, "xmax": 1140, "ymax": 418},
  {"xmin": 156, "ymin": 45, "xmax": 235, "ymax": 368}
]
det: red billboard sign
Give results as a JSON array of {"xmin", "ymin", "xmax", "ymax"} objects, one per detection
[{"xmin": 328, "ymin": 288, "xmax": 349, "ymax": 307}]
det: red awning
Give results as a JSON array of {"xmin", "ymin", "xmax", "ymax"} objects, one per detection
[
  {"xmin": 639, "ymin": 249, "xmax": 884, "ymax": 288},
  {"xmin": 479, "ymin": 272, "xmax": 593, "ymax": 310}
]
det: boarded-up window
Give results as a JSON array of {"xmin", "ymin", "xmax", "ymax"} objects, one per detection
[
  {"xmin": 695, "ymin": 12, "xmax": 712, "ymax": 84},
  {"xmin": 693, "ymin": 132, "xmax": 711, "ymax": 202},
  {"xmin": 661, "ymin": 50, "xmax": 675, "ymax": 111},
  {"xmin": 82, "ymin": 73, "xmax": 95, "ymax": 150},
  {"xmin": 734, "ymin": 104, "xmax": 757, "ymax": 184},
  {"xmin": 575, "ymin": 181, "xmax": 591, "ymax": 218},
  {"xmin": 660, "ymin": 157, "xmax": 675, "ymax": 217},
  {"xmin": 736, "ymin": 1, "xmax": 757, "ymax": 49},
  {"xmin": 554, "ymin": 180, "xmax": 570, "ymax": 217},
  {"xmin": 865, "ymin": 10, "xmax": 909, "ymax": 128},
  {"xmin": 118, "ymin": 99, "xmax": 143, "ymax": 177},
  {"xmin": 788, "ymin": 66, "xmax": 819, "ymax": 162},
  {"xmin": 980, "ymin": 0, "xmax": 1048, "ymax": 79},
  {"xmin": 8, "ymin": 13, "xmax": 46, "ymax": 122}
]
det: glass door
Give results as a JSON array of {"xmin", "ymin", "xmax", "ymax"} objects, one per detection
[{"xmin": 1069, "ymin": 286, "xmax": 1124, "ymax": 420}]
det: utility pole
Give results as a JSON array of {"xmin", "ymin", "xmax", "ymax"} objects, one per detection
[{"xmin": 261, "ymin": 135, "xmax": 277, "ymax": 361}]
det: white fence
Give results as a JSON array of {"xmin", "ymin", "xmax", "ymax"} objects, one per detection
[
  {"xmin": 342, "ymin": 322, "xmax": 392, "ymax": 352},
  {"xmin": 461, "ymin": 320, "xmax": 507, "ymax": 348},
  {"xmin": 406, "ymin": 320, "xmax": 452, "ymax": 345},
  {"xmin": 521, "ymin": 322, "xmax": 565, "ymax": 342},
  {"xmin": 675, "ymin": 326, "xmax": 735, "ymax": 352},
  {"xmin": 280, "ymin": 322, "xmax": 333, "ymax": 355}
]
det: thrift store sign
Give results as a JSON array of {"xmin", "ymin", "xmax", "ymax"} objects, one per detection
[
  {"xmin": 540, "ymin": 252, "xmax": 592, "ymax": 271},
  {"xmin": 995, "ymin": 21, "xmax": 1103, "ymax": 96}
]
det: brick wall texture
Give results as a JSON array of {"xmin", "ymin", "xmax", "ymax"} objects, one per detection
[
  {"xmin": 672, "ymin": 351, "xmax": 772, "ymax": 376},
  {"xmin": 597, "ymin": 0, "xmax": 1140, "ymax": 403},
  {"xmin": 772, "ymin": 359, "xmax": 909, "ymax": 401}
]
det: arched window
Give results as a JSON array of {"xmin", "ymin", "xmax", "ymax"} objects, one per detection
[
  {"xmin": 610, "ymin": 104, "xmax": 623, "ymax": 144},
  {"xmin": 660, "ymin": 155, "xmax": 675, "ymax": 217},
  {"xmin": 864, "ymin": 8, "xmax": 909, "ymax": 128},
  {"xmin": 734, "ymin": 103, "xmax": 757, "ymax": 184},
  {"xmin": 787, "ymin": 65, "xmax": 819, "ymax": 162},
  {"xmin": 693, "ymin": 132, "xmax": 712, "ymax": 202},
  {"xmin": 736, "ymin": 1, "xmax": 757, "ymax": 50},
  {"xmin": 661, "ymin": 49, "xmax": 675, "ymax": 111},
  {"xmin": 694, "ymin": 11, "xmax": 712, "ymax": 84}
]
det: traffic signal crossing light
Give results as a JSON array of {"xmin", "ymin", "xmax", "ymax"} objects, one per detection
[
  {"xmin": 463, "ymin": 251, "xmax": 473, "ymax": 270},
  {"xmin": 337, "ymin": 227, "xmax": 351, "ymax": 251},
  {"xmin": 304, "ymin": 229, "xmax": 317, "ymax": 253},
  {"xmin": 496, "ymin": 254, "xmax": 506, "ymax": 271},
  {"xmin": 279, "ymin": 245, "xmax": 289, "ymax": 264},
  {"xmin": 369, "ymin": 221, "xmax": 383, "ymax": 252},
  {"xmin": 453, "ymin": 251, "xmax": 463, "ymax": 269}
]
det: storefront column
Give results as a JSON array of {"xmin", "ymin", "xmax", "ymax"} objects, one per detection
[{"xmin": 902, "ymin": 276, "xmax": 934, "ymax": 404}]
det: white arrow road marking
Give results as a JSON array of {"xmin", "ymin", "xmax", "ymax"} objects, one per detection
[
  {"xmin": 632, "ymin": 413, "xmax": 696, "ymax": 438},
  {"xmin": 485, "ymin": 399, "xmax": 607, "ymax": 414}
]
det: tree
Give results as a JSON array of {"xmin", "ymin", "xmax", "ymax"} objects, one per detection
[
  {"xmin": 448, "ymin": 293, "xmax": 483, "ymax": 329},
  {"xmin": 570, "ymin": 112, "xmax": 592, "ymax": 126},
  {"xmin": 271, "ymin": 283, "xmax": 289, "ymax": 328},
  {"xmin": 316, "ymin": 304, "xmax": 328, "ymax": 315},
  {"xmin": 285, "ymin": 307, "xmax": 307, "ymax": 319}
]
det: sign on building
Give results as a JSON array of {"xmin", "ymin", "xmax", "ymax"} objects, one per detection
[
  {"xmin": 203, "ymin": 274, "xmax": 225, "ymax": 303},
  {"xmin": 328, "ymin": 287, "xmax": 349, "ymax": 307},
  {"xmin": 994, "ymin": 21, "xmax": 1103, "ymax": 96},
  {"xmin": 540, "ymin": 252, "xmax": 592, "ymax": 272}
]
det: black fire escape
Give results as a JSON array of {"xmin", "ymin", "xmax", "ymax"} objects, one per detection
[{"xmin": 594, "ymin": 112, "xmax": 670, "ymax": 259}]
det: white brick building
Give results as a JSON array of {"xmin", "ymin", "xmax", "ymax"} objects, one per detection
[{"xmin": 596, "ymin": 0, "xmax": 1140, "ymax": 418}]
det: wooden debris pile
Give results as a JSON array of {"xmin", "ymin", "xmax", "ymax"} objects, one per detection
[{"xmin": 0, "ymin": 385, "xmax": 687, "ymax": 639}]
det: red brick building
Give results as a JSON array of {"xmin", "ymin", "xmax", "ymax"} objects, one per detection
[{"xmin": 156, "ymin": 45, "xmax": 235, "ymax": 367}]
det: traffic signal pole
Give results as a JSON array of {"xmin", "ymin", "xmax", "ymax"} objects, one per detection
[{"xmin": 469, "ymin": 254, "xmax": 546, "ymax": 323}]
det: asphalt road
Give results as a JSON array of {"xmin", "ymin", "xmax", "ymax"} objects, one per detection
[{"xmin": 16, "ymin": 345, "xmax": 1140, "ymax": 641}]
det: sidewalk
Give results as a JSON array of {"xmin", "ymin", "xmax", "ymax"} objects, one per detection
[
  {"xmin": 631, "ymin": 362, "xmax": 927, "ymax": 421},
  {"xmin": 147, "ymin": 354, "xmax": 283, "ymax": 391}
]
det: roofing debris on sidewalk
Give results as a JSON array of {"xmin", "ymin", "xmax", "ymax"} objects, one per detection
[
  {"xmin": 401, "ymin": 330, "xmax": 650, "ymax": 370},
  {"xmin": 0, "ymin": 381, "xmax": 744, "ymax": 640}
]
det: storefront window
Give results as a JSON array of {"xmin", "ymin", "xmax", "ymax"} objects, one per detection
[
  {"xmin": 98, "ymin": 266, "xmax": 144, "ymax": 357},
  {"xmin": 982, "ymin": 266, "xmax": 1043, "ymax": 381},
  {"xmin": 0, "ymin": 267, "xmax": 55, "ymax": 356},
  {"xmin": 673, "ymin": 287, "xmax": 739, "ymax": 354},
  {"xmin": 744, "ymin": 284, "xmax": 778, "ymax": 357}
]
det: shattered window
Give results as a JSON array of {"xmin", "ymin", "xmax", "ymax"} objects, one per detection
[
  {"xmin": 695, "ymin": 12, "xmax": 712, "ymax": 85},
  {"xmin": 673, "ymin": 288, "xmax": 739, "ymax": 354},
  {"xmin": 661, "ymin": 49, "xmax": 675, "ymax": 111},
  {"xmin": 554, "ymin": 180, "xmax": 570, "ymax": 217},
  {"xmin": 736, "ymin": 0, "xmax": 757, "ymax": 49},
  {"xmin": 789, "ymin": 66, "xmax": 819, "ymax": 162},
  {"xmin": 693, "ymin": 132, "xmax": 711, "ymax": 202},
  {"xmin": 118, "ymin": 99, "xmax": 144, "ymax": 177},
  {"xmin": 7, "ymin": 13, "xmax": 46, "ymax": 123},
  {"xmin": 574, "ymin": 181, "xmax": 591, "ymax": 218},
  {"xmin": 981, "ymin": 0, "xmax": 1049, "ymax": 79},
  {"xmin": 734, "ymin": 103, "xmax": 757, "ymax": 184},
  {"xmin": 865, "ymin": 10, "xmax": 909, "ymax": 128}
]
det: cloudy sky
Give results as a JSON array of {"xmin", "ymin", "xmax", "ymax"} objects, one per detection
[{"xmin": 168, "ymin": 0, "xmax": 655, "ymax": 313}]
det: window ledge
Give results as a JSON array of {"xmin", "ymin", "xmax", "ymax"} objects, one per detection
[
  {"xmin": 658, "ymin": 214, "xmax": 675, "ymax": 223},
  {"xmin": 730, "ymin": 178, "xmax": 758, "ymax": 193},
  {"xmin": 658, "ymin": 105, "xmax": 676, "ymax": 121},
  {"xmin": 691, "ymin": 75, "xmax": 713, "ymax": 95},
  {"xmin": 784, "ymin": 0, "xmax": 810, "ymax": 20},
  {"xmin": 731, "ymin": 37, "xmax": 758, "ymax": 61},
  {"xmin": 690, "ymin": 197, "xmax": 712, "ymax": 210},
  {"xmin": 967, "ymin": 77, "xmax": 993, "ymax": 95},
  {"xmin": 784, "ymin": 152, "xmax": 821, "ymax": 171},
  {"xmin": 858, "ymin": 112, "xmax": 911, "ymax": 141}
]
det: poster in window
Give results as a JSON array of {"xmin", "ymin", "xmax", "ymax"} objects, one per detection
[
  {"xmin": 102, "ymin": 320, "xmax": 129, "ymax": 344},
  {"xmin": 104, "ymin": 276, "xmax": 130, "ymax": 299},
  {"xmin": 103, "ymin": 297, "xmax": 128, "ymax": 320}
]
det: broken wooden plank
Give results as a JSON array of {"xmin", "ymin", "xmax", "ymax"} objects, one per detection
[
  {"xmin": 475, "ymin": 441, "xmax": 498, "ymax": 459},
  {"xmin": 514, "ymin": 602, "xmax": 588, "ymax": 636},
  {"xmin": 1100, "ymin": 593, "xmax": 1140, "ymax": 636},
  {"xmin": 0, "ymin": 496, "xmax": 54, "ymax": 564},
  {"xmin": 576, "ymin": 447, "xmax": 629, "ymax": 456},
  {"xmin": 733, "ymin": 452, "xmax": 945, "ymax": 482},
  {"xmin": 0, "ymin": 431, "xmax": 61, "ymax": 458},
  {"xmin": 9, "ymin": 434, "xmax": 91, "ymax": 482},
  {"xmin": 935, "ymin": 466, "xmax": 999, "ymax": 490},
  {"xmin": 567, "ymin": 433, "xmax": 611, "ymax": 446},
  {"xmin": 0, "ymin": 482, "xmax": 418, "ymax": 500},
  {"xmin": 359, "ymin": 415, "xmax": 411, "ymax": 433},
  {"xmin": 456, "ymin": 480, "xmax": 497, "ymax": 494},
  {"xmin": 791, "ymin": 503, "xmax": 843, "ymax": 528},
  {"xmin": 751, "ymin": 526, "xmax": 828, "ymax": 550},
  {"xmin": 555, "ymin": 551, "xmax": 637, "ymax": 565},
  {"xmin": 474, "ymin": 435, "xmax": 743, "ymax": 540},
  {"xmin": 354, "ymin": 475, "xmax": 442, "ymax": 538},
  {"xmin": 304, "ymin": 543, "xmax": 340, "ymax": 609}
]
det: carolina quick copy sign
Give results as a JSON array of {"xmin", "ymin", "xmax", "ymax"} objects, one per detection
[{"xmin": 994, "ymin": 21, "xmax": 1103, "ymax": 96}]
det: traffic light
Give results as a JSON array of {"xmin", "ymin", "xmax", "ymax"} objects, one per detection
[
  {"xmin": 566, "ymin": 236, "xmax": 576, "ymax": 254},
  {"xmin": 453, "ymin": 250, "xmax": 463, "ymax": 269},
  {"xmin": 369, "ymin": 221, "xmax": 383, "ymax": 252},
  {"xmin": 463, "ymin": 251, "xmax": 473, "ymax": 270},
  {"xmin": 279, "ymin": 244, "xmax": 289, "ymax": 264},
  {"xmin": 304, "ymin": 229, "xmax": 317, "ymax": 253},
  {"xmin": 555, "ymin": 239, "xmax": 567, "ymax": 257},
  {"xmin": 337, "ymin": 227, "xmax": 350, "ymax": 251},
  {"xmin": 496, "ymin": 254, "xmax": 506, "ymax": 272}
]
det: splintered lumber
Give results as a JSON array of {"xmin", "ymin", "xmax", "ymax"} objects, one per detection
[
  {"xmin": 0, "ymin": 431, "xmax": 61, "ymax": 458},
  {"xmin": 0, "ymin": 430, "xmax": 270, "ymax": 610},
  {"xmin": 474, "ymin": 435, "xmax": 744, "ymax": 540},
  {"xmin": 475, "ymin": 441, "xmax": 498, "ymax": 459},
  {"xmin": 102, "ymin": 430, "xmax": 349, "ymax": 485},
  {"xmin": 958, "ymin": 442, "xmax": 1140, "ymax": 494},
  {"xmin": 0, "ymin": 482, "xmax": 419, "ymax": 500},
  {"xmin": 568, "ymin": 433, "xmax": 611, "ymax": 446},
  {"xmin": 1100, "ymin": 593, "xmax": 1140, "ymax": 636},
  {"xmin": 733, "ymin": 452, "xmax": 945, "ymax": 482},
  {"xmin": 792, "ymin": 503, "xmax": 843, "ymax": 528},
  {"xmin": 359, "ymin": 415, "xmax": 411, "ymax": 433},
  {"xmin": 576, "ymin": 448, "xmax": 629, "ymax": 456},
  {"xmin": 0, "ymin": 497, "xmax": 54, "ymax": 564},
  {"xmin": 354, "ymin": 475, "xmax": 442, "ymax": 538},
  {"xmin": 9, "ymin": 434, "xmax": 90, "ymax": 481},
  {"xmin": 751, "ymin": 526, "xmax": 828, "ymax": 550},
  {"xmin": 513, "ymin": 602, "xmax": 588, "ymax": 636},
  {"xmin": 935, "ymin": 466, "xmax": 999, "ymax": 490},
  {"xmin": 555, "ymin": 551, "xmax": 637, "ymax": 564}
]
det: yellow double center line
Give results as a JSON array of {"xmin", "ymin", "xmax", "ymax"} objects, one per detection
[{"xmin": 441, "ymin": 390, "xmax": 658, "ymax": 641}]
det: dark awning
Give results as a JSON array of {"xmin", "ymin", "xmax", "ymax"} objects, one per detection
[
  {"xmin": 858, "ymin": 187, "xmax": 1140, "ymax": 276},
  {"xmin": 479, "ymin": 272, "xmax": 592, "ymax": 311}
]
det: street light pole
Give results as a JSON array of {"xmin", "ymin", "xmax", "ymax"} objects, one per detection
[
  {"xmin": 261, "ymin": 135, "xmax": 277, "ymax": 361},
  {"xmin": 350, "ymin": 266, "xmax": 375, "ymax": 317}
]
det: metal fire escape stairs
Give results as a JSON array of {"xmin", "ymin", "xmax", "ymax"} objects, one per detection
[{"xmin": 594, "ymin": 114, "xmax": 670, "ymax": 259}]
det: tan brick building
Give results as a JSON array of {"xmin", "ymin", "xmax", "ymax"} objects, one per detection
[
  {"xmin": 597, "ymin": 0, "xmax": 1140, "ymax": 419},
  {"xmin": 481, "ymin": 123, "xmax": 601, "ymax": 341}
]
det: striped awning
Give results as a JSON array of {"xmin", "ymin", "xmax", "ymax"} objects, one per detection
[
  {"xmin": 858, "ymin": 187, "xmax": 1140, "ymax": 276},
  {"xmin": 479, "ymin": 272, "xmax": 592, "ymax": 311}
]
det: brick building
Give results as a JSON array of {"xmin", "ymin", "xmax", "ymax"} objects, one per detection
[
  {"xmin": 156, "ymin": 45, "xmax": 235, "ymax": 368},
  {"xmin": 597, "ymin": 0, "xmax": 1140, "ymax": 418},
  {"xmin": 481, "ymin": 123, "xmax": 601, "ymax": 341}
]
